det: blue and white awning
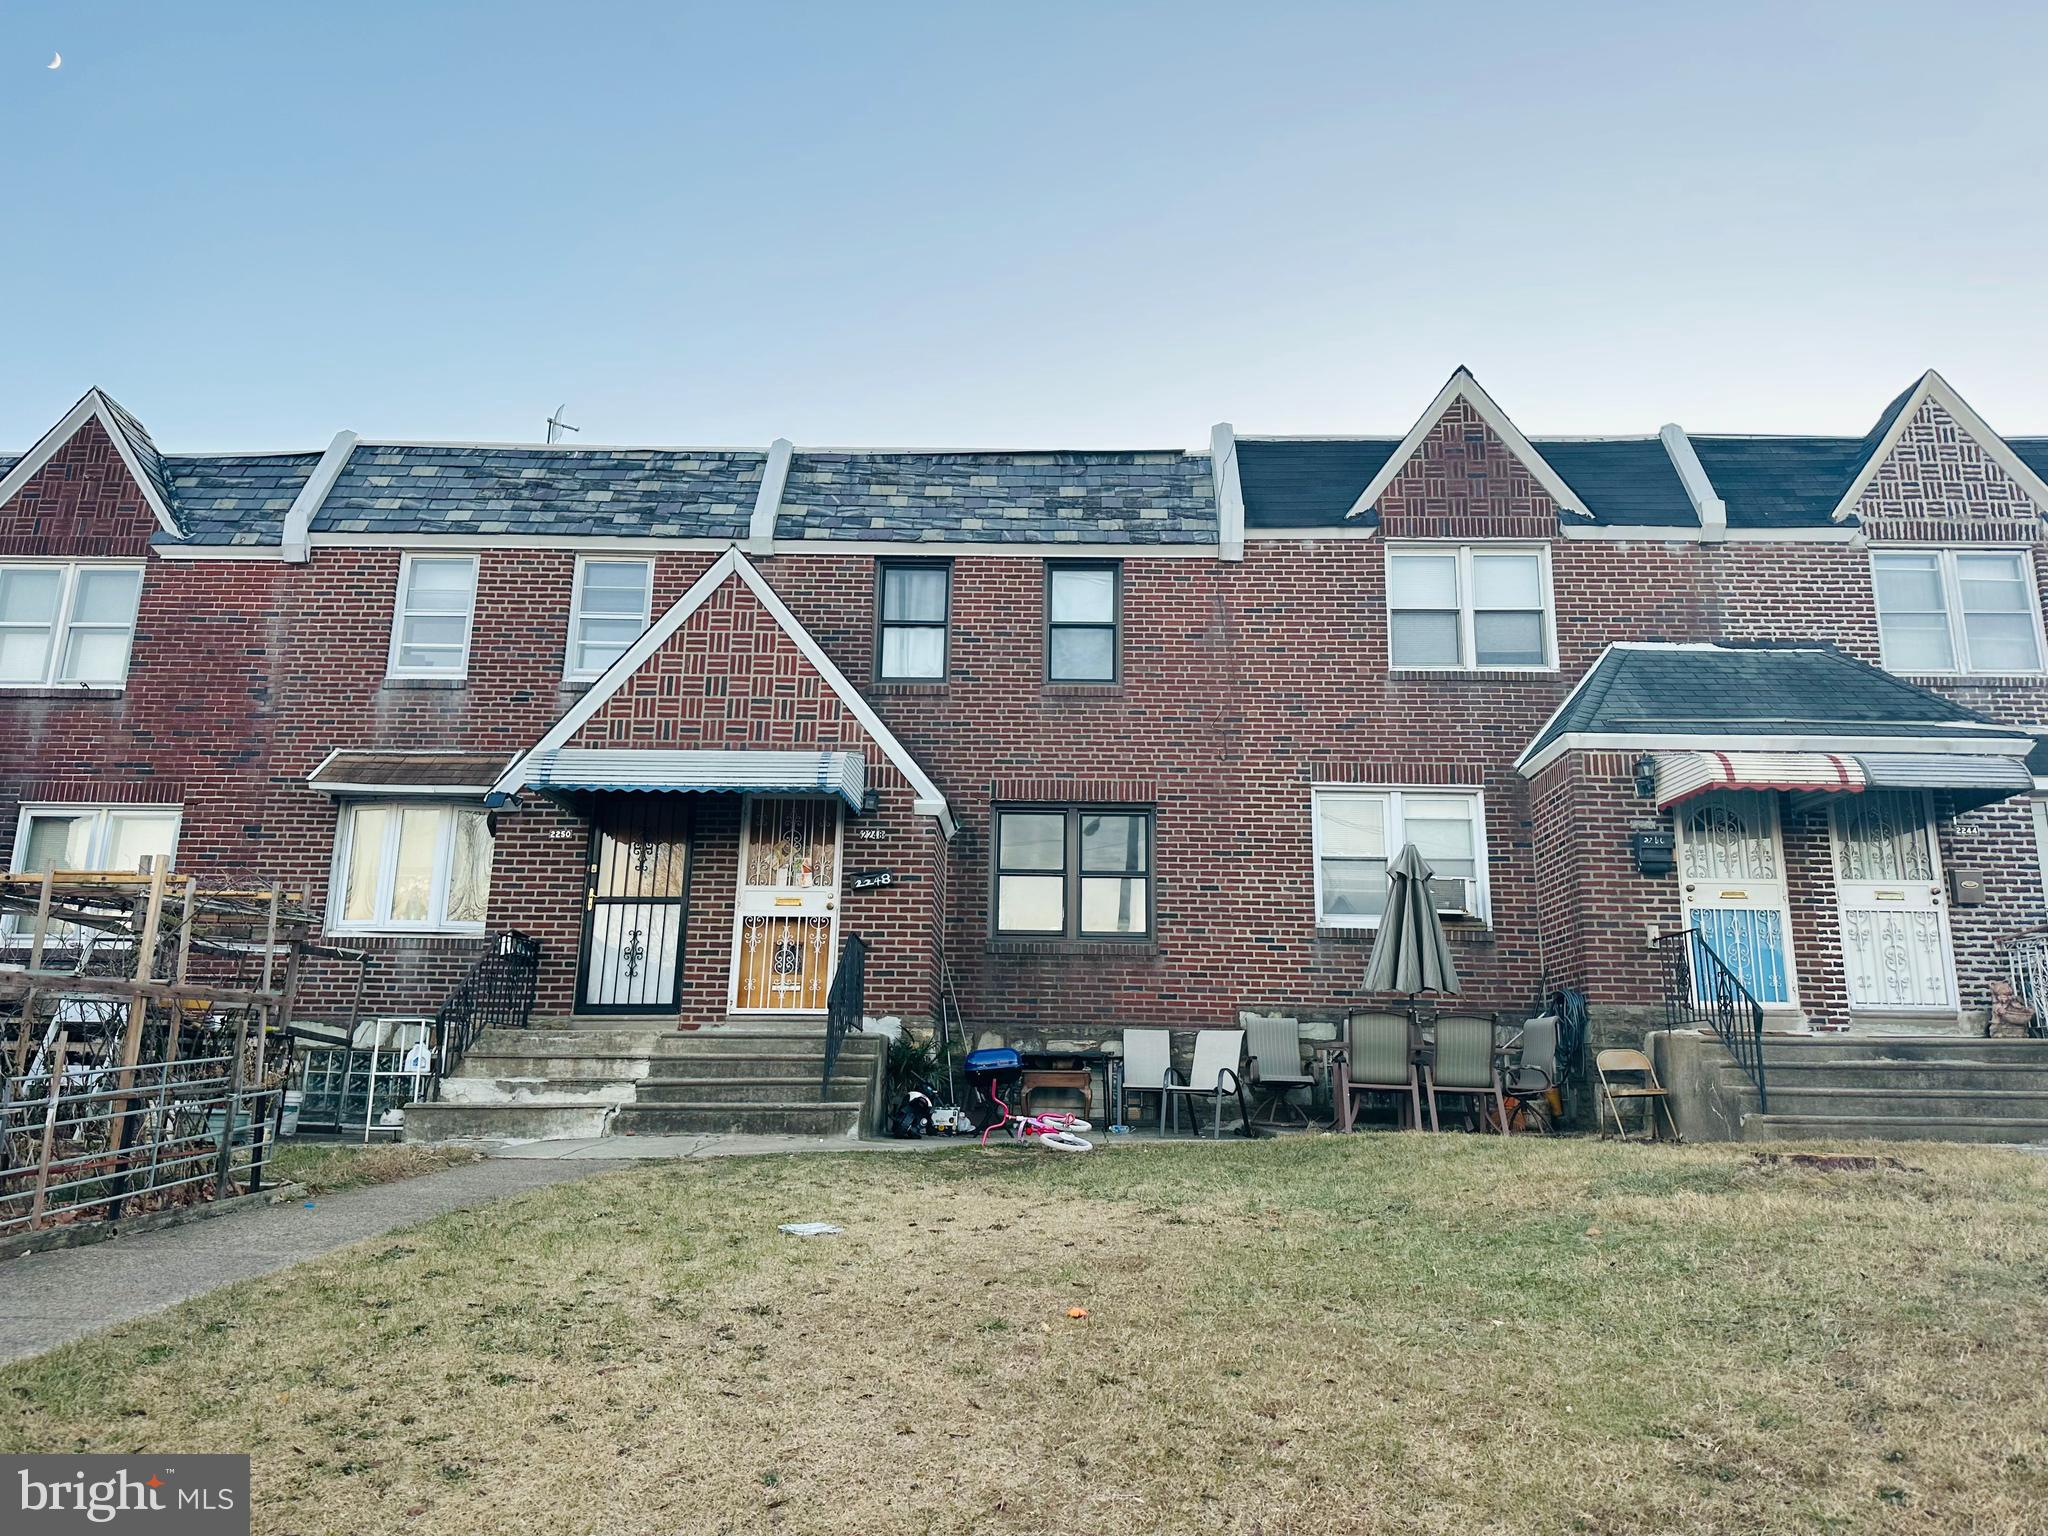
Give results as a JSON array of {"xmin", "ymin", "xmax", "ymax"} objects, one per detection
[{"xmin": 494, "ymin": 748, "xmax": 866, "ymax": 811}]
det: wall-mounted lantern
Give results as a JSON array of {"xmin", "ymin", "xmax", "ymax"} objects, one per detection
[{"xmin": 1632, "ymin": 754, "xmax": 1658, "ymax": 799}]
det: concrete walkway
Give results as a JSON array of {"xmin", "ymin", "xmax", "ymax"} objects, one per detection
[
  {"xmin": 491, "ymin": 1132, "xmax": 967, "ymax": 1159},
  {"xmin": 0, "ymin": 1156, "xmax": 625, "ymax": 1365}
]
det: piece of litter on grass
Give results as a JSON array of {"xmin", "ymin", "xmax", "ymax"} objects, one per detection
[
  {"xmin": 1067, "ymin": 1307, "xmax": 1089, "ymax": 1319},
  {"xmin": 778, "ymin": 1222, "xmax": 843, "ymax": 1238}
]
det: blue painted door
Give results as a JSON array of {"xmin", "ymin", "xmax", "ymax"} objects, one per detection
[{"xmin": 1678, "ymin": 791, "xmax": 1797, "ymax": 1008}]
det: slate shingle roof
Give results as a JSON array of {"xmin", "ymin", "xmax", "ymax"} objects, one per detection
[
  {"xmin": 161, "ymin": 453, "xmax": 321, "ymax": 545},
  {"xmin": 778, "ymin": 450, "xmax": 1215, "ymax": 543},
  {"xmin": 1526, "ymin": 642, "xmax": 2001, "ymax": 758},
  {"xmin": 312, "ymin": 444, "xmax": 767, "ymax": 539},
  {"xmin": 96, "ymin": 391, "xmax": 180, "ymax": 528}
]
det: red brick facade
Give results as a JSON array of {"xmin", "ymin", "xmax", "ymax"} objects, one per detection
[{"xmin": 5, "ymin": 402, "xmax": 2048, "ymax": 1041}]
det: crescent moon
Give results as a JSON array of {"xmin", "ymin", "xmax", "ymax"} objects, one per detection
[{"xmin": 47, "ymin": 52, "xmax": 61, "ymax": 69}]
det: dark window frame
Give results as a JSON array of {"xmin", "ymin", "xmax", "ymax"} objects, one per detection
[
  {"xmin": 991, "ymin": 804, "xmax": 1154, "ymax": 940},
  {"xmin": 1044, "ymin": 561, "xmax": 1122, "ymax": 683},
  {"xmin": 874, "ymin": 558, "xmax": 953, "ymax": 683}
]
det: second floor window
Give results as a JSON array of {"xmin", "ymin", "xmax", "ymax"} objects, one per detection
[
  {"xmin": 332, "ymin": 802, "xmax": 492, "ymax": 933},
  {"xmin": 1387, "ymin": 547, "xmax": 1551, "ymax": 670},
  {"xmin": 388, "ymin": 555, "xmax": 478, "ymax": 679},
  {"xmin": 1872, "ymin": 549, "xmax": 2043, "ymax": 675},
  {"xmin": 877, "ymin": 561, "xmax": 949, "ymax": 680},
  {"xmin": 994, "ymin": 806, "xmax": 1151, "ymax": 938},
  {"xmin": 1046, "ymin": 563, "xmax": 1120, "ymax": 681},
  {"xmin": 567, "ymin": 558, "xmax": 653, "ymax": 681},
  {"xmin": 0, "ymin": 563, "xmax": 143, "ymax": 687}
]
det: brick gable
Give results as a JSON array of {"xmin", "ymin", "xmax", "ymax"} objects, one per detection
[
  {"xmin": 571, "ymin": 574, "xmax": 874, "ymax": 757},
  {"xmin": 1375, "ymin": 398, "xmax": 1563, "ymax": 539},
  {"xmin": 1853, "ymin": 397, "xmax": 2044, "ymax": 542},
  {"xmin": 0, "ymin": 416, "xmax": 161, "ymax": 558}
]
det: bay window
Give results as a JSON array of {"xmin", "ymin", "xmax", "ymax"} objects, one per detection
[
  {"xmin": 1872, "ymin": 549, "xmax": 2043, "ymax": 675},
  {"xmin": 1386, "ymin": 546, "xmax": 1552, "ymax": 670},
  {"xmin": 388, "ymin": 555, "xmax": 479, "ymax": 679},
  {"xmin": 332, "ymin": 803, "xmax": 492, "ymax": 933},
  {"xmin": 0, "ymin": 563, "xmax": 144, "ymax": 687},
  {"xmin": 1312, "ymin": 788, "xmax": 1487, "ymax": 927},
  {"xmin": 566, "ymin": 557, "xmax": 653, "ymax": 681},
  {"xmin": 994, "ymin": 806, "xmax": 1151, "ymax": 938}
]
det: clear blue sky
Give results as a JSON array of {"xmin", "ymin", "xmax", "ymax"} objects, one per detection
[{"xmin": 6, "ymin": 1, "xmax": 2048, "ymax": 452}]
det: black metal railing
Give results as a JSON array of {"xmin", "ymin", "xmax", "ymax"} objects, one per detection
[
  {"xmin": 431, "ymin": 931, "xmax": 542, "ymax": 1089},
  {"xmin": 1655, "ymin": 928, "xmax": 1768, "ymax": 1112},
  {"xmin": 823, "ymin": 934, "xmax": 868, "ymax": 1094}
]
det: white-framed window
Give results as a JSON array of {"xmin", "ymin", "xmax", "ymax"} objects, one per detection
[
  {"xmin": 1872, "ymin": 549, "xmax": 2044, "ymax": 675},
  {"xmin": 8, "ymin": 804, "xmax": 181, "ymax": 877},
  {"xmin": 1386, "ymin": 545, "xmax": 1553, "ymax": 671},
  {"xmin": 330, "ymin": 802, "xmax": 492, "ymax": 934},
  {"xmin": 0, "ymin": 563, "xmax": 144, "ymax": 687},
  {"xmin": 1311, "ymin": 787, "xmax": 1489, "ymax": 928},
  {"xmin": 565, "ymin": 557, "xmax": 653, "ymax": 682},
  {"xmin": 387, "ymin": 554, "xmax": 479, "ymax": 679}
]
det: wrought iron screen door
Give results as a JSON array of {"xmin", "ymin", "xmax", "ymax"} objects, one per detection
[
  {"xmin": 730, "ymin": 796, "xmax": 842, "ymax": 1013},
  {"xmin": 1677, "ymin": 790, "xmax": 1798, "ymax": 1009},
  {"xmin": 1831, "ymin": 789, "xmax": 1955, "ymax": 1011},
  {"xmin": 577, "ymin": 800, "xmax": 690, "ymax": 1014}
]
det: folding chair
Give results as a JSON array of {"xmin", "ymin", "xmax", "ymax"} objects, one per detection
[
  {"xmin": 1161, "ymin": 1028, "xmax": 1250, "ymax": 1138},
  {"xmin": 1336, "ymin": 1009, "xmax": 1427, "ymax": 1131},
  {"xmin": 1426, "ymin": 1013, "xmax": 1509, "ymax": 1135},
  {"xmin": 1119, "ymin": 1028, "xmax": 1172, "ymax": 1131},
  {"xmin": 1244, "ymin": 1016, "xmax": 1315, "ymax": 1127},
  {"xmin": 1595, "ymin": 1048, "xmax": 1679, "ymax": 1141}
]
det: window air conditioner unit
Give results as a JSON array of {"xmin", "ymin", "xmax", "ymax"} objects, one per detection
[{"xmin": 1426, "ymin": 876, "xmax": 1475, "ymax": 918}]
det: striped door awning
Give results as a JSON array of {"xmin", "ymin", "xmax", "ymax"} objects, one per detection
[
  {"xmin": 1654, "ymin": 749, "xmax": 2033, "ymax": 811},
  {"xmin": 1653, "ymin": 751, "xmax": 1864, "ymax": 809}
]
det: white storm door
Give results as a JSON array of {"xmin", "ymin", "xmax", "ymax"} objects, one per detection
[
  {"xmin": 1832, "ymin": 790, "xmax": 1956, "ymax": 1012},
  {"xmin": 729, "ymin": 797, "xmax": 843, "ymax": 1013},
  {"xmin": 1677, "ymin": 790, "xmax": 1798, "ymax": 1009}
]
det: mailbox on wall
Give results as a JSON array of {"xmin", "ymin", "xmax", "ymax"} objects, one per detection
[
  {"xmin": 1950, "ymin": 868, "xmax": 1986, "ymax": 906},
  {"xmin": 1631, "ymin": 829, "xmax": 1676, "ymax": 877}
]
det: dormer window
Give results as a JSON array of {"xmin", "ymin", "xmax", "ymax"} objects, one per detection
[
  {"xmin": 0, "ymin": 563, "xmax": 144, "ymax": 688},
  {"xmin": 1872, "ymin": 549, "xmax": 2044, "ymax": 675},
  {"xmin": 1386, "ymin": 546, "xmax": 1553, "ymax": 671}
]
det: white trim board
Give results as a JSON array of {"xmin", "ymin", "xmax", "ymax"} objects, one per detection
[
  {"xmin": 0, "ymin": 389, "xmax": 182, "ymax": 537},
  {"xmin": 488, "ymin": 546, "xmax": 957, "ymax": 838},
  {"xmin": 1342, "ymin": 368, "xmax": 1593, "ymax": 522},
  {"xmin": 1829, "ymin": 370, "xmax": 2048, "ymax": 523}
]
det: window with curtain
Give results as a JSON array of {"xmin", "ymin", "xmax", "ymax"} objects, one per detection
[
  {"xmin": 1045, "ymin": 563, "xmax": 1120, "ymax": 681},
  {"xmin": 388, "ymin": 555, "xmax": 479, "ymax": 678},
  {"xmin": 332, "ymin": 803, "xmax": 492, "ymax": 932},
  {"xmin": 1312, "ymin": 788, "xmax": 1486, "ymax": 927},
  {"xmin": 0, "ymin": 564, "xmax": 144, "ymax": 687},
  {"xmin": 877, "ymin": 561, "xmax": 950, "ymax": 680},
  {"xmin": 567, "ymin": 558, "xmax": 653, "ymax": 680},
  {"xmin": 993, "ymin": 806, "xmax": 1151, "ymax": 938},
  {"xmin": 1872, "ymin": 549, "xmax": 2043, "ymax": 675},
  {"xmin": 1386, "ymin": 547, "xmax": 1551, "ymax": 670}
]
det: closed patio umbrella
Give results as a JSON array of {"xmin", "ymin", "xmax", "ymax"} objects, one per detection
[{"xmin": 1363, "ymin": 843, "xmax": 1461, "ymax": 1000}]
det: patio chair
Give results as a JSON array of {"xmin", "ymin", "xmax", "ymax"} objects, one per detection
[
  {"xmin": 1425, "ymin": 1012, "xmax": 1509, "ymax": 1135},
  {"xmin": 1244, "ymin": 1015, "xmax": 1315, "ymax": 1127},
  {"xmin": 1337, "ymin": 1009, "xmax": 1428, "ymax": 1131},
  {"xmin": 1161, "ymin": 1028, "xmax": 1251, "ymax": 1139},
  {"xmin": 1119, "ymin": 1028, "xmax": 1173, "ymax": 1131},
  {"xmin": 1595, "ymin": 1048, "xmax": 1679, "ymax": 1141}
]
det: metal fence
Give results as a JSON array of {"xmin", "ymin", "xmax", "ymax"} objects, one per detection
[
  {"xmin": 0, "ymin": 1037, "xmax": 279, "ymax": 1235},
  {"xmin": 1654, "ymin": 927, "xmax": 1769, "ymax": 1111}
]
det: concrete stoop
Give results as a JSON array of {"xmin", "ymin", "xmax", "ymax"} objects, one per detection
[
  {"xmin": 404, "ymin": 1024, "xmax": 886, "ymax": 1143},
  {"xmin": 1660, "ymin": 1030, "xmax": 2048, "ymax": 1145}
]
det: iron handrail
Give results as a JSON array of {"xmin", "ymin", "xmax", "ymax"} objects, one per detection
[
  {"xmin": 1654, "ymin": 928, "xmax": 1769, "ymax": 1112},
  {"xmin": 430, "ymin": 931, "xmax": 542, "ymax": 1094},
  {"xmin": 823, "ymin": 934, "xmax": 868, "ymax": 1094}
]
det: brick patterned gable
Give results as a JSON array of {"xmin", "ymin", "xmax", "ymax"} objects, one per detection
[
  {"xmin": 571, "ymin": 574, "xmax": 874, "ymax": 755},
  {"xmin": 0, "ymin": 416, "xmax": 161, "ymax": 558},
  {"xmin": 1854, "ymin": 396, "xmax": 2044, "ymax": 542},
  {"xmin": 1375, "ymin": 398, "xmax": 1562, "ymax": 539}
]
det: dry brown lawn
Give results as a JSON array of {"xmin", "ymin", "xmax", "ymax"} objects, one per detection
[
  {"xmin": 3, "ymin": 1135, "xmax": 2046, "ymax": 1535},
  {"xmin": 267, "ymin": 1141, "xmax": 484, "ymax": 1196}
]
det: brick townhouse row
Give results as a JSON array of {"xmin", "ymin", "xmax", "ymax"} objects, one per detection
[{"xmin": 4, "ymin": 367, "xmax": 2047, "ymax": 1047}]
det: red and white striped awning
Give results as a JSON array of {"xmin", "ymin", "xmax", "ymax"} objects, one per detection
[{"xmin": 1654, "ymin": 751, "xmax": 1865, "ymax": 809}]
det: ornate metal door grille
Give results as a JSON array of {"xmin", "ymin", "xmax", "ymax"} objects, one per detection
[
  {"xmin": 576, "ymin": 800, "xmax": 690, "ymax": 1014},
  {"xmin": 731, "ymin": 797, "xmax": 842, "ymax": 1013},
  {"xmin": 1832, "ymin": 790, "xmax": 1953, "ymax": 1011}
]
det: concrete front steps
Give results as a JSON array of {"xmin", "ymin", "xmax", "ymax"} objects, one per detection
[
  {"xmin": 404, "ymin": 1023, "xmax": 885, "ymax": 1142},
  {"xmin": 1729, "ymin": 1036, "xmax": 2048, "ymax": 1145},
  {"xmin": 614, "ymin": 1030, "xmax": 884, "ymax": 1139}
]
